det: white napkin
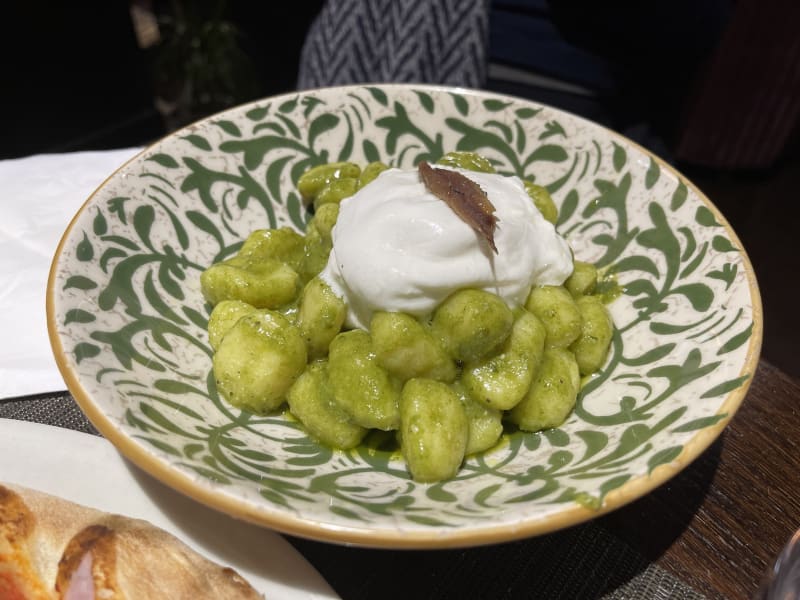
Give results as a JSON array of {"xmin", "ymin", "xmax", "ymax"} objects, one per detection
[{"xmin": 0, "ymin": 148, "xmax": 141, "ymax": 399}]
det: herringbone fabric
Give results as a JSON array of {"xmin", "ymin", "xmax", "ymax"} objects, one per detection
[{"xmin": 297, "ymin": 0, "xmax": 490, "ymax": 89}]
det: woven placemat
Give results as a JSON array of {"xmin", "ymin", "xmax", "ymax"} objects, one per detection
[
  {"xmin": 0, "ymin": 392, "xmax": 709, "ymax": 600},
  {"xmin": 289, "ymin": 523, "xmax": 710, "ymax": 600},
  {"xmin": 0, "ymin": 392, "xmax": 98, "ymax": 435}
]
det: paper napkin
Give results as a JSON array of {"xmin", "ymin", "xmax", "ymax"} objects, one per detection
[{"xmin": 0, "ymin": 148, "xmax": 140, "ymax": 399}]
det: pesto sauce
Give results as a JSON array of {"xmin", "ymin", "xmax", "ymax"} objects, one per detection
[{"xmin": 595, "ymin": 269, "xmax": 623, "ymax": 305}]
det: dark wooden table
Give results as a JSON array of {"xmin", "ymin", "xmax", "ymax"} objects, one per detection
[{"xmin": 601, "ymin": 360, "xmax": 800, "ymax": 599}]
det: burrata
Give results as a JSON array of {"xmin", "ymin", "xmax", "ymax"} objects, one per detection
[{"xmin": 320, "ymin": 166, "xmax": 573, "ymax": 330}]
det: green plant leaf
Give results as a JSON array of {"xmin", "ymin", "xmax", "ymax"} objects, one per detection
[
  {"xmin": 74, "ymin": 342, "xmax": 101, "ymax": 363},
  {"xmin": 475, "ymin": 483, "xmax": 503, "ymax": 506},
  {"xmin": 712, "ymin": 235, "xmax": 738, "ymax": 252},
  {"xmin": 338, "ymin": 113, "xmax": 354, "ymax": 161},
  {"xmin": 302, "ymin": 96, "xmax": 325, "ymax": 118},
  {"xmin": 147, "ymin": 153, "xmax": 180, "ymax": 168},
  {"xmin": 624, "ymin": 343, "xmax": 676, "ymax": 366},
  {"xmin": 671, "ymin": 283, "xmax": 714, "ymax": 312},
  {"xmin": 649, "ymin": 313, "xmax": 715, "ymax": 334},
  {"xmin": 185, "ymin": 463, "xmax": 231, "ymax": 484},
  {"xmin": 265, "ymin": 155, "xmax": 293, "ymax": 203},
  {"xmin": 695, "ymin": 205, "xmax": 720, "ymax": 227},
  {"xmin": 612, "ymin": 142, "xmax": 626, "ymax": 172},
  {"xmin": 278, "ymin": 97, "xmax": 298, "ymax": 113},
  {"xmin": 645, "ymin": 157, "xmax": 660, "ymax": 189},
  {"xmin": 253, "ymin": 122, "xmax": 286, "ymax": 136},
  {"xmin": 522, "ymin": 431, "xmax": 542, "ymax": 452},
  {"xmin": 647, "ymin": 349, "xmax": 720, "ymax": 390},
  {"xmin": 483, "ymin": 99, "xmax": 512, "ymax": 111},
  {"xmin": 612, "ymin": 255, "xmax": 660, "ymax": 278},
  {"xmin": 556, "ymin": 189, "xmax": 578, "ymax": 227},
  {"xmin": 485, "ymin": 119, "xmax": 512, "ymax": 143},
  {"xmin": 246, "ymin": 106, "xmax": 270, "ymax": 121},
  {"xmin": 260, "ymin": 488, "xmax": 291, "ymax": 508},
  {"xmin": 670, "ymin": 180, "xmax": 688, "ymax": 210},
  {"xmin": 64, "ymin": 309, "xmax": 95, "ymax": 325},
  {"xmin": 508, "ymin": 479, "xmax": 559, "ymax": 503},
  {"xmin": 679, "ymin": 242, "xmax": 708, "ymax": 279},
  {"xmin": 700, "ymin": 374, "xmax": 750, "ymax": 398},
  {"xmin": 450, "ymin": 92, "xmax": 469, "ymax": 116},
  {"xmin": 107, "ymin": 196, "xmax": 129, "ymax": 224},
  {"xmin": 184, "ymin": 443, "xmax": 205, "ymax": 459},
  {"xmin": 575, "ymin": 430, "xmax": 609, "ymax": 463},
  {"xmin": 214, "ymin": 120, "xmax": 242, "ymax": 137},
  {"xmin": 406, "ymin": 514, "xmax": 451, "ymax": 526},
  {"xmin": 707, "ymin": 263, "xmax": 738, "ymax": 291},
  {"xmin": 717, "ymin": 322, "xmax": 753, "ymax": 355},
  {"xmin": 637, "ymin": 202, "xmax": 680, "ymax": 261},
  {"xmin": 515, "ymin": 120, "xmax": 526, "ymax": 154},
  {"xmin": 186, "ymin": 210, "xmax": 223, "ymax": 247},
  {"xmin": 363, "ymin": 139, "xmax": 380, "ymax": 163},
  {"xmin": 624, "ymin": 278, "xmax": 659, "ymax": 300},
  {"xmin": 678, "ymin": 226, "xmax": 697, "ymax": 261},
  {"xmin": 548, "ymin": 449, "xmax": 573, "ymax": 469},
  {"xmin": 182, "ymin": 307, "xmax": 208, "ymax": 330},
  {"xmin": 308, "ymin": 113, "xmax": 340, "ymax": 149},
  {"xmin": 140, "ymin": 402, "xmax": 197, "ymax": 437},
  {"xmin": 64, "ymin": 275, "xmax": 97, "ymax": 290},
  {"xmin": 426, "ymin": 483, "xmax": 457, "ymax": 502},
  {"xmin": 133, "ymin": 205, "xmax": 156, "ymax": 249},
  {"xmin": 153, "ymin": 379, "xmax": 203, "ymax": 395},
  {"xmin": 599, "ymin": 474, "xmax": 631, "ymax": 499},
  {"xmin": 539, "ymin": 120, "xmax": 565, "ymax": 139},
  {"xmin": 138, "ymin": 436, "xmax": 182, "ymax": 456},
  {"xmin": 543, "ymin": 429, "xmax": 570, "ymax": 447},
  {"xmin": 100, "ymin": 246, "xmax": 128, "ymax": 273},
  {"xmin": 182, "ymin": 134, "xmax": 212, "ymax": 151},
  {"xmin": 647, "ymin": 445, "xmax": 683, "ymax": 473},
  {"xmin": 527, "ymin": 144, "xmax": 569, "ymax": 163},
  {"xmin": 617, "ymin": 423, "xmax": 651, "ymax": 454},
  {"xmin": 672, "ymin": 414, "xmax": 728, "ymax": 433},
  {"xmin": 415, "ymin": 90, "xmax": 435, "ymax": 113},
  {"xmin": 516, "ymin": 107, "xmax": 541, "ymax": 119},
  {"xmin": 276, "ymin": 114, "xmax": 301, "ymax": 139},
  {"xmin": 580, "ymin": 173, "xmax": 637, "ymax": 268},
  {"xmin": 93, "ymin": 211, "xmax": 107, "ymax": 235},
  {"xmin": 366, "ymin": 87, "xmax": 388, "ymax": 106},
  {"xmin": 76, "ymin": 233, "xmax": 94, "ymax": 261}
]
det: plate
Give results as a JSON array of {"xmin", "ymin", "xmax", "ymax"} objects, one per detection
[
  {"xmin": 0, "ymin": 419, "xmax": 338, "ymax": 599},
  {"xmin": 47, "ymin": 84, "xmax": 762, "ymax": 547}
]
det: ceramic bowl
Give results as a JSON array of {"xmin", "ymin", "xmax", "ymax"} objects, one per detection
[{"xmin": 47, "ymin": 84, "xmax": 761, "ymax": 547}]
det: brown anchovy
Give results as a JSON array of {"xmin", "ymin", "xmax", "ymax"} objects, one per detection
[{"xmin": 418, "ymin": 161, "xmax": 499, "ymax": 254}]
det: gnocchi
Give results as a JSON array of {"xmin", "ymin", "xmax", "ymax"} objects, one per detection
[{"xmin": 200, "ymin": 152, "xmax": 614, "ymax": 482}]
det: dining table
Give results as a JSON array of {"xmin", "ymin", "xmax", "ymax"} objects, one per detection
[{"xmin": 1, "ymin": 148, "xmax": 798, "ymax": 600}]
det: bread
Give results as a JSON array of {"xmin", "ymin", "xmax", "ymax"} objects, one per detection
[{"xmin": 0, "ymin": 483, "xmax": 263, "ymax": 599}]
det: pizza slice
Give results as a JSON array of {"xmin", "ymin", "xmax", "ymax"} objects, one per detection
[{"xmin": 0, "ymin": 483, "xmax": 263, "ymax": 599}]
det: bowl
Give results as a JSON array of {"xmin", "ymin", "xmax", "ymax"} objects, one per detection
[{"xmin": 47, "ymin": 84, "xmax": 761, "ymax": 548}]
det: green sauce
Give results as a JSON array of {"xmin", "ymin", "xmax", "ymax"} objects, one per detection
[{"xmin": 595, "ymin": 269, "xmax": 624, "ymax": 305}]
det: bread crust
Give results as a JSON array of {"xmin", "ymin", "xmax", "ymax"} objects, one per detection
[{"xmin": 0, "ymin": 484, "xmax": 263, "ymax": 599}]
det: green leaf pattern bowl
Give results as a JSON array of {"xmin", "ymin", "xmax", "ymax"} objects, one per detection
[{"xmin": 47, "ymin": 85, "xmax": 762, "ymax": 547}]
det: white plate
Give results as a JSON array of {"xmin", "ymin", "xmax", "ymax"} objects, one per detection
[{"xmin": 0, "ymin": 418, "xmax": 338, "ymax": 600}]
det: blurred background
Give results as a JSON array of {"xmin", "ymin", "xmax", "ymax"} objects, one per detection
[{"xmin": 3, "ymin": 0, "xmax": 797, "ymax": 377}]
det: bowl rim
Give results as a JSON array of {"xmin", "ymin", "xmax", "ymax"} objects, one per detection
[{"xmin": 46, "ymin": 83, "xmax": 763, "ymax": 548}]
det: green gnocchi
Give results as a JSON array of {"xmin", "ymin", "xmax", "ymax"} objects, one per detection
[{"xmin": 199, "ymin": 152, "xmax": 615, "ymax": 483}]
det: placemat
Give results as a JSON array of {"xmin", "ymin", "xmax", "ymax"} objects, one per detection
[{"xmin": 0, "ymin": 392, "xmax": 710, "ymax": 600}]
